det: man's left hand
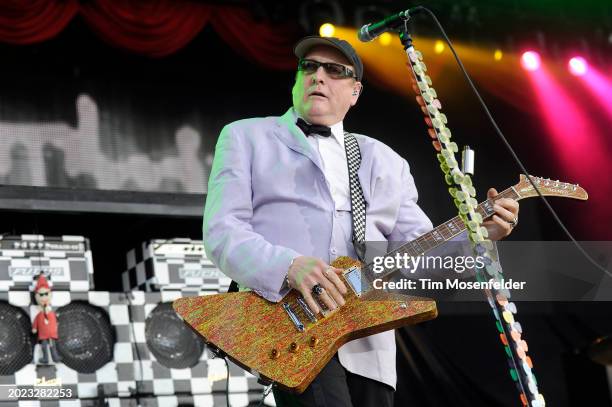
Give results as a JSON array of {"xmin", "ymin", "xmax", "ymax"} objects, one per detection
[{"xmin": 483, "ymin": 188, "xmax": 519, "ymax": 241}]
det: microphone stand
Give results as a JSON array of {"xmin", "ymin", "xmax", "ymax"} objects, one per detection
[{"xmin": 396, "ymin": 21, "xmax": 545, "ymax": 407}]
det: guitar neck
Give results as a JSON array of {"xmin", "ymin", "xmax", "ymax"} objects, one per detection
[{"xmin": 363, "ymin": 187, "xmax": 520, "ymax": 283}]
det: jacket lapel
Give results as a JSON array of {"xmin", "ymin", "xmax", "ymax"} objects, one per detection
[{"xmin": 275, "ymin": 109, "xmax": 324, "ymax": 172}]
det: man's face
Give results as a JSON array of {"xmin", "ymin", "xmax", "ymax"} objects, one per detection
[{"xmin": 292, "ymin": 45, "xmax": 362, "ymax": 126}]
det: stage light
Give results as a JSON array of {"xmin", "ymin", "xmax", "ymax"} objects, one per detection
[
  {"xmin": 434, "ymin": 40, "xmax": 445, "ymax": 54},
  {"xmin": 319, "ymin": 23, "xmax": 335, "ymax": 37},
  {"xmin": 568, "ymin": 56, "xmax": 588, "ymax": 76},
  {"xmin": 378, "ymin": 32, "xmax": 392, "ymax": 46},
  {"xmin": 579, "ymin": 66, "xmax": 612, "ymax": 120},
  {"xmin": 494, "ymin": 49, "xmax": 503, "ymax": 61},
  {"xmin": 521, "ymin": 51, "xmax": 541, "ymax": 71}
]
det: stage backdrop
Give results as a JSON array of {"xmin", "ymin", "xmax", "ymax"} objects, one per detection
[
  {"xmin": 0, "ymin": 92, "xmax": 214, "ymax": 194},
  {"xmin": 1, "ymin": 16, "xmax": 606, "ymax": 240}
]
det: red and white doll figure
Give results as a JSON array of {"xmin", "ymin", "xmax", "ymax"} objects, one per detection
[{"xmin": 32, "ymin": 273, "xmax": 62, "ymax": 364}]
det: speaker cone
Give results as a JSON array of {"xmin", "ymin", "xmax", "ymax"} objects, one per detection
[
  {"xmin": 0, "ymin": 302, "xmax": 34, "ymax": 375},
  {"xmin": 56, "ymin": 301, "xmax": 115, "ymax": 373},
  {"xmin": 145, "ymin": 302, "xmax": 204, "ymax": 369}
]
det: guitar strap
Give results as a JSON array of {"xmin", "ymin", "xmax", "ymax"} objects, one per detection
[{"xmin": 344, "ymin": 132, "xmax": 367, "ymax": 262}]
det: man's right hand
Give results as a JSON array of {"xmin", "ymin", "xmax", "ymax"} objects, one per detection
[{"xmin": 287, "ymin": 256, "xmax": 347, "ymax": 315}]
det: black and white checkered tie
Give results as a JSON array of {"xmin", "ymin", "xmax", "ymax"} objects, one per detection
[{"xmin": 344, "ymin": 132, "xmax": 367, "ymax": 262}]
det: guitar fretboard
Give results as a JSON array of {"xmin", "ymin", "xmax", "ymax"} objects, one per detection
[{"xmin": 362, "ymin": 187, "xmax": 519, "ymax": 283}]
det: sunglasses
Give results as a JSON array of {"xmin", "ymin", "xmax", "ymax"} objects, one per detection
[
  {"xmin": 298, "ymin": 59, "xmax": 356, "ymax": 79},
  {"xmin": 37, "ymin": 292, "xmax": 49, "ymax": 297}
]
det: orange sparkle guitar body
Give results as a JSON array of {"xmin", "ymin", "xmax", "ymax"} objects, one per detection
[
  {"xmin": 174, "ymin": 175, "xmax": 588, "ymax": 394},
  {"xmin": 174, "ymin": 256, "xmax": 437, "ymax": 394}
]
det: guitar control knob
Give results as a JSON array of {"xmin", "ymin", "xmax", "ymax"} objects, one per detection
[
  {"xmin": 270, "ymin": 349, "xmax": 280, "ymax": 359},
  {"xmin": 289, "ymin": 342, "xmax": 299, "ymax": 352},
  {"xmin": 309, "ymin": 336, "xmax": 319, "ymax": 347}
]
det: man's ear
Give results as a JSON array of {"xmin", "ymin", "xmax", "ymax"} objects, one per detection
[{"xmin": 350, "ymin": 82, "xmax": 363, "ymax": 105}]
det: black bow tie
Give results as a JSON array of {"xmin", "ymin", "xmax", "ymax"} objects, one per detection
[{"xmin": 296, "ymin": 118, "xmax": 332, "ymax": 138}]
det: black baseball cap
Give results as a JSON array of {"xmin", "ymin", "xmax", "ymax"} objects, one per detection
[{"xmin": 294, "ymin": 36, "xmax": 364, "ymax": 81}]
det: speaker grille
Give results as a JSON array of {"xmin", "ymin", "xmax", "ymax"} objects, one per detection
[
  {"xmin": 0, "ymin": 301, "xmax": 34, "ymax": 375},
  {"xmin": 145, "ymin": 302, "xmax": 204, "ymax": 369},
  {"xmin": 56, "ymin": 301, "xmax": 115, "ymax": 373}
]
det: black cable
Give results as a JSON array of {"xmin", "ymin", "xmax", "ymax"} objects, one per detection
[
  {"xmin": 411, "ymin": 5, "xmax": 611, "ymax": 279},
  {"xmin": 256, "ymin": 383, "xmax": 274, "ymax": 407},
  {"xmin": 224, "ymin": 357, "xmax": 230, "ymax": 407},
  {"xmin": 124, "ymin": 291, "xmax": 144, "ymax": 407}
]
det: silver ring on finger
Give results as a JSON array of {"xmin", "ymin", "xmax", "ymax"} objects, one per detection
[{"xmin": 508, "ymin": 216, "xmax": 518, "ymax": 228}]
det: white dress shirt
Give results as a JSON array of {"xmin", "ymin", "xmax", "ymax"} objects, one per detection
[
  {"xmin": 294, "ymin": 113, "xmax": 399, "ymax": 389},
  {"xmin": 298, "ymin": 115, "xmax": 351, "ymax": 211}
]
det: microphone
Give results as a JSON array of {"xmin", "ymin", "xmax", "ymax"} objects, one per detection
[{"xmin": 358, "ymin": 8, "xmax": 418, "ymax": 42}]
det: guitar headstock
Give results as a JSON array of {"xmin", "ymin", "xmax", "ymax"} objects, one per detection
[{"xmin": 513, "ymin": 174, "xmax": 588, "ymax": 201}]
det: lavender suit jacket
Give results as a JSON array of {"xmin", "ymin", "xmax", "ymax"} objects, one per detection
[{"xmin": 203, "ymin": 108, "xmax": 433, "ymax": 389}]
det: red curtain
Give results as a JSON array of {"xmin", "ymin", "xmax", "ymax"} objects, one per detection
[
  {"xmin": 0, "ymin": 0, "xmax": 297, "ymax": 69},
  {"xmin": 0, "ymin": 0, "xmax": 78, "ymax": 44},
  {"xmin": 79, "ymin": 0, "xmax": 213, "ymax": 58},
  {"xmin": 212, "ymin": 6, "xmax": 298, "ymax": 71}
]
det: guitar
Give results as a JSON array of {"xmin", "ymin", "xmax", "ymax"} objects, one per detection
[{"xmin": 173, "ymin": 174, "xmax": 588, "ymax": 393}]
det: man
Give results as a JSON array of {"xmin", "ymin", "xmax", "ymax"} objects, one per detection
[{"xmin": 203, "ymin": 36, "xmax": 519, "ymax": 407}]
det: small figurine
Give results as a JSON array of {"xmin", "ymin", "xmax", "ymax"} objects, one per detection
[{"xmin": 32, "ymin": 273, "xmax": 62, "ymax": 364}]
